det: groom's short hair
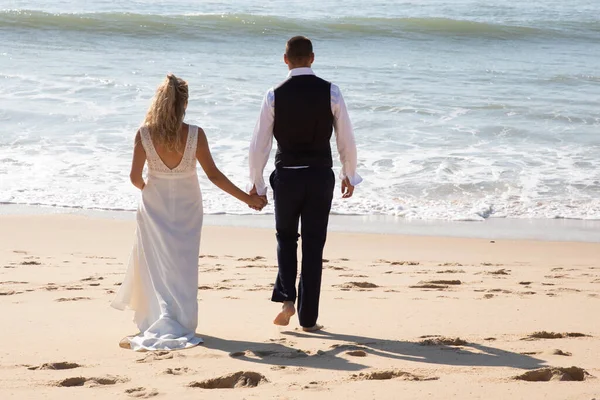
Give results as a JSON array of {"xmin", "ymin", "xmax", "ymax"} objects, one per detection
[{"xmin": 286, "ymin": 36, "xmax": 313, "ymax": 64}]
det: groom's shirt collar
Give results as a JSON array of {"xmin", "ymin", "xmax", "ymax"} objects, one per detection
[{"xmin": 287, "ymin": 67, "xmax": 315, "ymax": 78}]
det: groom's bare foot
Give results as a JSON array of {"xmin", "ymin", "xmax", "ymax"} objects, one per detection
[
  {"xmin": 273, "ymin": 302, "xmax": 295, "ymax": 326},
  {"xmin": 302, "ymin": 324, "xmax": 324, "ymax": 332}
]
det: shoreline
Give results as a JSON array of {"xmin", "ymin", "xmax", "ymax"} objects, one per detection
[{"xmin": 2, "ymin": 203, "xmax": 599, "ymax": 243}]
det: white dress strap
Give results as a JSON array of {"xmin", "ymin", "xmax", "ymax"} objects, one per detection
[
  {"xmin": 139, "ymin": 126, "xmax": 156, "ymax": 159},
  {"xmin": 185, "ymin": 125, "xmax": 198, "ymax": 167}
]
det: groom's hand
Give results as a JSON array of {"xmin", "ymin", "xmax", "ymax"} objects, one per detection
[
  {"xmin": 249, "ymin": 185, "xmax": 268, "ymax": 211},
  {"xmin": 341, "ymin": 178, "xmax": 354, "ymax": 199}
]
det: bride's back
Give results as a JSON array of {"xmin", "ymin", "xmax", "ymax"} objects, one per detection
[{"xmin": 150, "ymin": 124, "xmax": 190, "ymax": 170}]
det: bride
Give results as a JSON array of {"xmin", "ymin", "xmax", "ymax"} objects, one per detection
[{"xmin": 111, "ymin": 74, "xmax": 266, "ymax": 351}]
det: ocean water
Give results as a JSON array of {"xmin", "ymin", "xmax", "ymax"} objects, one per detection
[{"xmin": 1, "ymin": 0, "xmax": 599, "ymax": 221}]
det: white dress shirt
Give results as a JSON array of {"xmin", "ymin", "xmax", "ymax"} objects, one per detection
[{"xmin": 248, "ymin": 67, "xmax": 362, "ymax": 196}]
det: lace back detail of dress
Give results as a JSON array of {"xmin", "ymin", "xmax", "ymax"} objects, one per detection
[{"xmin": 140, "ymin": 125, "xmax": 198, "ymax": 174}]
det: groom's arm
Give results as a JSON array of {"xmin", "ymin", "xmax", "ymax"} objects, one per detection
[
  {"xmin": 331, "ymin": 84, "xmax": 362, "ymax": 197},
  {"xmin": 248, "ymin": 89, "xmax": 275, "ymax": 196}
]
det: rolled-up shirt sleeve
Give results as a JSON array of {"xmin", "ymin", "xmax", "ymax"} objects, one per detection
[
  {"xmin": 248, "ymin": 89, "xmax": 275, "ymax": 196},
  {"xmin": 331, "ymin": 84, "xmax": 362, "ymax": 186}
]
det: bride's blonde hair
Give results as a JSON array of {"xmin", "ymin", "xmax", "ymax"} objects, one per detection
[{"xmin": 144, "ymin": 74, "xmax": 188, "ymax": 152}]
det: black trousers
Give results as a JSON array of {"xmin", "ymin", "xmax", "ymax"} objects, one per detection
[{"xmin": 270, "ymin": 167, "xmax": 335, "ymax": 328}]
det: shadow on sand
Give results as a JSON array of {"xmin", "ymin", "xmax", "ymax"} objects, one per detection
[{"xmin": 198, "ymin": 329, "xmax": 545, "ymax": 372}]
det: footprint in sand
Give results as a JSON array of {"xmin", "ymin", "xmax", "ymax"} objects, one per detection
[
  {"xmin": 521, "ymin": 331, "xmax": 590, "ymax": 340},
  {"xmin": 0, "ymin": 289, "xmax": 21, "ymax": 296},
  {"xmin": 198, "ymin": 285, "xmax": 232, "ymax": 291},
  {"xmin": 419, "ymin": 336, "xmax": 467, "ymax": 346},
  {"xmin": 552, "ymin": 349, "xmax": 572, "ymax": 356},
  {"xmin": 235, "ymin": 264, "xmax": 272, "ymax": 269},
  {"xmin": 55, "ymin": 375, "xmax": 128, "ymax": 387},
  {"xmin": 346, "ymin": 350, "xmax": 367, "ymax": 357},
  {"xmin": 326, "ymin": 265, "xmax": 348, "ymax": 271},
  {"xmin": 351, "ymin": 370, "xmax": 437, "ymax": 381},
  {"xmin": 487, "ymin": 269, "xmax": 510, "ymax": 276},
  {"xmin": 164, "ymin": 367, "xmax": 192, "ymax": 375},
  {"xmin": 84, "ymin": 256, "xmax": 116, "ymax": 260},
  {"xmin": 200, "ymin": 267, "xmax": 224, "ymax": 272},
  {"xmin": 438, "ymin": 262, "xmax": 463, "ymax": 267},
  {"xmin": 20, "ymin": 261, "xmax": 41, "ymax": 266},
  {"xmin": 427, "ymin": 280, "xmax": 461, "ymax": 285},
  {"xmin": 136, "ymin": 351, "xmax": 184, "ymax": 363},
  {"xmin": 409, "ymin": 283, "xmax": 448, "ymax": 290},
  {"xmin": 390, "ymin": 261, "xmax": 420, "ymax": 266},
  {"xmin": 245, "ymin": 285, "xmax": 273, "ymax": 292},
  {"xmin": 237, "ymin": 256, "xmax": 266, "ymax": 262},
  {"xmin": 125, "ymin": 387, "xmax": 159, "ymax": 398},
  {"xmin": 268, "ymin": 338, "xmax": 289, "ymax": 344},
  {"xmin": 28, "ymin": 362, "xmax": 81, "ymax": 370},
  {"xmin": 246, "ymin": 349, "xmax": 308, "ymax": 359},
  {"xmin": 55, "ymin": 297, "xmax": 91, "ymax": 302},
  {"xmin": 437, "ymin": 269, "xmax": 465, "ymax": 274},
  {"xmin": 81, "ymin": 276, "xmax": 104, "ymax": 282},
  {"xmin": 301, "ymin": 381, "xmax": 329, "ymax": 390},
  {"xmin": 188, "ymin": 371, "xmax": 268, "ymax": 389},
  {"xmin": 545, "ymin": 274, "xmax": 570, "ymax": 279},
  {"xmin": 487, "ymin": 289, "xmax": 513, "ymax": 294},
  {"xmin": 335, "ymin": 282, "xmax": 379, "ymax": 290},
  {"xmin": 555, "ymin": 288, "xmax": 581, "ymax": 293},
  {"xmin": 513, "ymin": 367, "xmax": 589, "ymax": 382},
  {"xmin": 330, "ymin": 344, "xmax": 368, "ymax": 352}
]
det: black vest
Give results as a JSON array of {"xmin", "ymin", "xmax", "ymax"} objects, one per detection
[{"xmin": 273, "ymin": 75, "xmax": 333, "ymax": 168}]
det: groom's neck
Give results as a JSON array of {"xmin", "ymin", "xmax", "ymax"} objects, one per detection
[{"xmin": 288, "ymin": 63, "xmax": 313, "ymax": 70}]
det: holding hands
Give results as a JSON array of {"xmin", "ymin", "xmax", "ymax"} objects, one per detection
[{"xmin": 247, "ymin": 186, "xmax": 268, "ymax": 211}]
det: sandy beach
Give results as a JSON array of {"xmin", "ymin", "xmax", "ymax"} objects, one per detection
[{"xmin": 0, "ymin": 213, "xmax": 599, "ymax": 399}]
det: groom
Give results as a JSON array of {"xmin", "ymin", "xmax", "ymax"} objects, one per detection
[{"xmin": 248, "ymin": 36, "xmax": 362, "ymax": 332}]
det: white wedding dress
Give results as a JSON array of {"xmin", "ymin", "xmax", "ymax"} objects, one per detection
[{"xmin": 112, "ymin": 124, "xmax": 204, "ymax": 351}]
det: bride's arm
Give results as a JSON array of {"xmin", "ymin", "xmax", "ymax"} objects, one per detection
[
  {"xmin": 196, "ymin": 128, "xmax": 267, "ymax": 210},
  {"xmin": 130, "ymin": 130, "xmax": 146, "ymax": 190}
]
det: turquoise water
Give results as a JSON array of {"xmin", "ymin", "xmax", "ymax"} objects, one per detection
[{"xmin": 1, "ymin": 1, "xmax": 599, "ymax": 220}]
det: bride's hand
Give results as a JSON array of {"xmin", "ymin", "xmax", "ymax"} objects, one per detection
[{"xmin": 247, "ymin": 194, "xmax": 268, "ymax": 211}]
